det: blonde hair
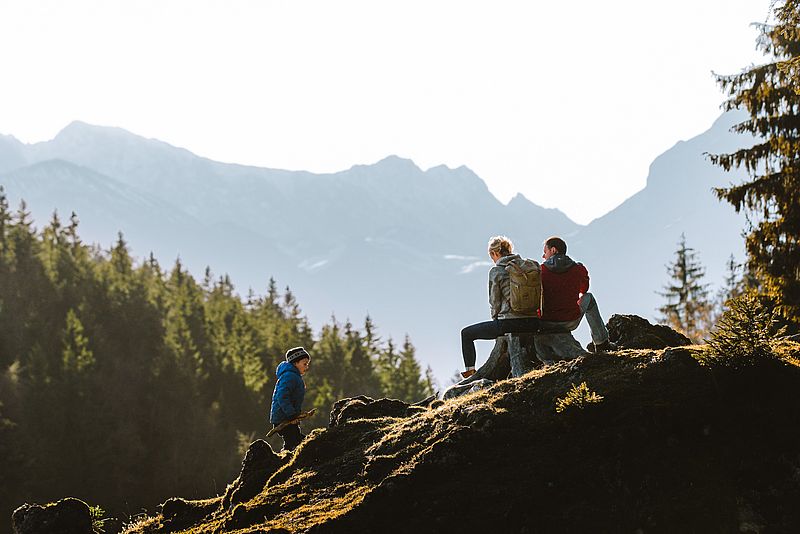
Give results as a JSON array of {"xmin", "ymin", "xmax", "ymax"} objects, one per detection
[{"xmin": 487, "ymin": 235, "xmax": 513, "ymax": 256}]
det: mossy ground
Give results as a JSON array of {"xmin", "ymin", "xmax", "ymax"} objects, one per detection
[{"xmin": 123, "ymin": 342, "xmax": 800, "ymax": 534}]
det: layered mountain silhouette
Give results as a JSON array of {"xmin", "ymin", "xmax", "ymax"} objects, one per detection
[{"xmin": 0, "ymin": 114, "xmax": 749, "ymax": 380}]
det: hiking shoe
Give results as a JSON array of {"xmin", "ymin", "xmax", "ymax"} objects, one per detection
[
  {"xmin": 592, "ymin": 340, "xmax": 618, "ymax": 353},
  {"xmin": 461, "ymin": 369, "xmax": 476, "ymax": 379}
]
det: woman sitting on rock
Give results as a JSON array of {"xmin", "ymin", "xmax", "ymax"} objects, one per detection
[{"xmin": 459, "ymin": 235, "xmax": 541, "ymax": 379}]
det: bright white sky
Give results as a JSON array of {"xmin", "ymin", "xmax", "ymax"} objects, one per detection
[{"xmin": 0, "ymin": 0, "xmax": 772, "ymax": 224}]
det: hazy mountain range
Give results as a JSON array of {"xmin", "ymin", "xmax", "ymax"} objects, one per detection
[{"xmin": 0, "ymin": 113, "xmax": 750, "ymax": 382}]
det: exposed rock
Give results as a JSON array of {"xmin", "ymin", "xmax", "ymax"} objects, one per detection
[
  {"xmin": 606, "ymin": 314, "xmax": 691, "ymax": 349},
  {"xmin": 411, "ymin": 394, "xmax": 439, "ymax": 408},
  {"xmin": 444, "ymin": 333, "xmax": 584, "ymax": 400},
  {"xmin": 443, "ymin": 337, "xmax": 511, "ymax": 400},
  {"xmin": 12, "ymin": 498, "xmax": 92, "ymax": 534},
  {"xmin": 157, "ymin": 497, "xmax": 221, "ymax": 532},
  {"xmin": 443, "ymin": 378, "xmax": 495, "ymax": 400},
  {"xmin": 507, "ymin": 333, "xmax": 539, "ymax": 377},
  {"xmin": 222, "ymin": 439, "xmax": 286, "ymax": 510},
  {"xmin": 329, "ymin": 395, "xmax": 434, "ymax": 427},
  {"xmin": 161, "ymin": 497, "xmax": 191, "ymax": 520},
  {"xmin": 535, "ymin": 332, "xmax": 588, "ymax": 363}
]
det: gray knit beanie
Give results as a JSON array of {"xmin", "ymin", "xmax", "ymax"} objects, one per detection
[{"xmin": 285, "ymin": 346, "xmax": 310, "ymax": 364}]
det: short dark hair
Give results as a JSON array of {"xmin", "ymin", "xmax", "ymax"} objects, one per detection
[{"xmin": 544, "ymin": 236, "xmax": 567, "ymax": 255}]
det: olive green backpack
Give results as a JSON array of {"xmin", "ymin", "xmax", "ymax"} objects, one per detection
[{"xmin": 506, "ymin": 258, "xmax": 542, "ymax": 316}]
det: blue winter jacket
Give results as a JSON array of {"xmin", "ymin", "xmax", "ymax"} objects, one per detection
[{"xmin": 270, "ymin": 361, "xmax": 306, "ymax": 424}]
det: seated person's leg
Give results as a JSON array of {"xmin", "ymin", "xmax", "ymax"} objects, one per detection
[
  {"xmin": 579, "ymin": 292, "xmax": 611, "ymax": 345},
  {"xmin": 461, "ymin": 320, "xmax": 503, "ymax": 375},
  {"xmin": 539, "ymin": 318, "xmax": 581, "ymax": 334}
]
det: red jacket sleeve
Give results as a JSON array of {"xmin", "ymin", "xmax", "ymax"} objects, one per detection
[{"xmin": 578, "ymin": 264, "xmax": 590, "ymax": 295}]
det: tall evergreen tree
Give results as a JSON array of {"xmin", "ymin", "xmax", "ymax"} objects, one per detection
[
  {"xmin": 343, "ymin": 321, "xmax": 382, "ymax": 398},
  {"xmin": 709, "ymin": 0, "xmax": 800, "ymax": 328},
  {"xmin": 721, "ymin": 254, "xmax": 745, "ymax": 303},
  {"xmin": 658, "ymin": 234, "xmax": 711, "ymax": 342},
  {"xmin": 0, "ymin": 187, "xmax": 10, "ymax": 255},
  {"xmin": 61, "ymin": 309, "xmax": 95, "ymax": 373},
  {"xmin": 393, "ymin": 336, "xmax": 433, "ymax": 401}
]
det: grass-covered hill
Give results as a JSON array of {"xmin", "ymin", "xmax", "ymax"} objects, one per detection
[{"xmin": 111, "ymin": 340, "xmax": 800, "ymax": 534}]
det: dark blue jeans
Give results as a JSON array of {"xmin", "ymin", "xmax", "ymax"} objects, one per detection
[{"xmin": 461, "ymin": 317, "xmax": 541, "ymax": 369}]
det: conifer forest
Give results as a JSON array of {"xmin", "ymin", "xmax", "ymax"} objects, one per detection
[{"xmin": 0, "ymin": 193, "xmax": 433, "ymax": 525}]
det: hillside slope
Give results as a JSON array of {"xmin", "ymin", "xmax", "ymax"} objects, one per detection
[{"xmin": 119, "ymin": 341, "xmax": 800, "ymax": 534}]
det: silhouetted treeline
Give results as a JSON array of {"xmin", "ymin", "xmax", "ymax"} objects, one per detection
[{"xmin": 0, "ymin": 192, "xmax": 434, "ymax": 526}]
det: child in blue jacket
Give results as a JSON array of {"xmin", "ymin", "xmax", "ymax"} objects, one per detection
[{"xmin": 270, "ymin": 347, "xmax": 311, "ymax": 451}]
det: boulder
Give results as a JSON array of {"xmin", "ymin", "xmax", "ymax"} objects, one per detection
[
  {"xmin": 161, "ymin": 497, "xmax": 192, "ymax": 520},
  {"xmin": 329, "ymin": 395, "xmax": 437, "ymax": 427},
  {"xmin": 443, "ymin": 378, "xmax": 495, "ymax": 400},
  {"xmin": 12, "ymin": 498, "xmax": 92, "ymax": 534},
  {"xmin": 606, "ymin": 314, "xmax": 691, "ymax": 349},
  {"xmin": 442, "ymin": 337, "xmax": 511, "ymax": 400},
  {"xmin": 444, "ymin": 335, "xmax": 558, "ymax": 399},
  {"xmin": 222, "ymin": 439, "xmax": 286, "ymax": 510},
  {"xmin": 158, "ymin": 497, "xmax": 220, "ymax": 531},
  {"xmin": 535, "ymin": 332, "xmax": 588, "ymax": 363}
]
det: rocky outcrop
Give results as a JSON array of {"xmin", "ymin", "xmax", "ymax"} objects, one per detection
[
  {"xmin": 535, "ymin": 332, "xmax": 588, "ymax": 363},
  {"xmin": 221, "ymin": 439, "xmax": 287, "ymax": 511},
  {"xmin": 445, "ymin": 332, "xmax": 582, "ymax": 399},
  {"xmin": 158, "ymin": 497, "xmax": 220, "ymax": 532},
  {"xmin": 32, "ymin": 339, "xmax": 800, "ymax": 534},
  {"xmin": 329, "ymin": 395, "xmax": 436, "ymax": 427},
  {"xmin": 12, "ymin": 498, "xmax": 92, "ymax": 534},
  {"xmin": 606, "ymin": 314, "xmax": 692, "ymax": 349}
]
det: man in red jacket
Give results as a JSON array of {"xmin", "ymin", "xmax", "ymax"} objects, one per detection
[{"xmin": 540, "ymin": 236, "xmax": 616, "ymax": 352}]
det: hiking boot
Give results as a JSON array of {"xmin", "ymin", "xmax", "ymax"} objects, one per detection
[
  {"xmin": 592, "ymin": 340, "xmax": 618, "ymax": 353},
  {"xmin": 461, "ymin": 369, "xmax": 476, "ymax": 379}
]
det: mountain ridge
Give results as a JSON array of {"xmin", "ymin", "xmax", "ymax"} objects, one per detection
[{"xmin": 0, "ymin": 112, "xmax": 751, "ymax": 380}]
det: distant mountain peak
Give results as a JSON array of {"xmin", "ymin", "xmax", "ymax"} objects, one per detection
[
  {"xmin": 48, "ymin": 122, "xmax": 131, "ymax": 155},
  {"xmin": 373, "ymin": 155, "xmax": 421, "ymax": 172},
  {"xmin": 345, "ymin": 155, "xmax": 423, "ymax": 177},
  {"xmin": 507, "ymin": 192, "xmax": 532, "ymax": 206},
  {"xmin": 53, "ymin": 120, "xmax": 141, "ymax": 143}
]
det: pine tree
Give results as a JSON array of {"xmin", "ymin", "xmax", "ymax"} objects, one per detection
[
  {"xmin": 376, "ymin": 336, "xmax": 433, "ymax": 401},
  {"xmin": 0, "ymin": 187, "xmax": 10, "ymax": 260},
  {"xmin": 266, "ymin": 277, "xmax": 280, "ymax": 311},
  {"xmin": 393, "ymin": 336, "xmax": 433, "ymax": 401},
  {"xmin": 343, "ymin": 321, "xmax": 382, "ymax": 398},
  {"xmin": 61, "ymin": 309, "xmax": 94, "ymax": 373},
  {"xmin": 312, "ymin": 317, "xmax": 348, "ymax": 399},
  {"xmin": 65, "ymin": 212, "xmax": 81, "ymax": 249},
  {"xmin": 708, "ymin": 0, "xmax": 800, "ymax": 328},
  {"xmin": 658, "ymin": 234, "xmax": 711, "ymax": 342}
]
